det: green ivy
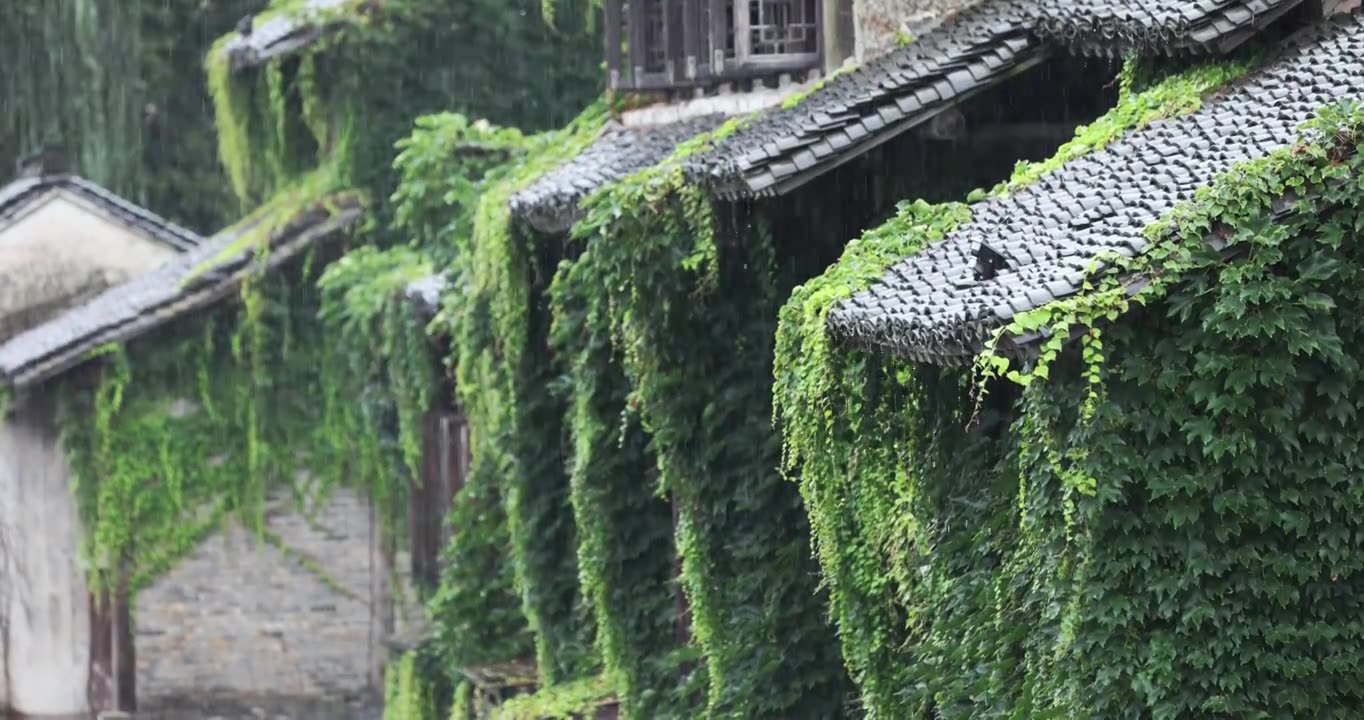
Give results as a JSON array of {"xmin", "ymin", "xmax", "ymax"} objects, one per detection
[
  {"xmin": 386, "ymin": 650, "xmax": 442, "ymax": 720},
  {"xmin": 488, "ymin": 674, "xmax": 614, "ymax": 720},
  {"xmin": 570, "ymin": 121, "xmax": 851, "ymax": 718},
  {"xmin": 206, "ymin": 0, "xmax": 602, "ymax": 221},
  {"xmin": 318, "ymin": 245, "xmax": 436, "ymax": 487},
  {"xmin": 388, "ymin": 114, "xmax": 541, "ymax": 683},
  {"xmin": 772, "ymin": 199, "xmax": 972, "ymax": 716},
  {"xmin": 548, "ymin": 244, "xmax": 704, "ymax": 718},
  {"xmin": 55, "ymin": 226, "xmax": 360, "ymax": 594},
  {"xmin": 435, "ymin": 103, "xmax": 610, "ymax": 687}
]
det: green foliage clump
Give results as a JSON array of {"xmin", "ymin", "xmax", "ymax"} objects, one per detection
[
  {"xmin": 968, "ymin": 103, "xmax": 1364, "ymax": 717},
  {"xmin": 489, "ymin": 675, "xmax": 614, "ymax": 720},
  {"xmin": 318, "ymin": 244, "xmax": 437, "ymax": 492},
  {"xmin": 777, "ymin": 67, "xmax": 1364, "ymax": 717},
  {"xmin": 386, "ymin": 650, "xmax": 442, "ymax": 720},
  {"xmin": 772, "ymin": 200, "xmax": 971, "ymax": 716},
  {"xmin": 549, "ymin": 246, "xmax": 703, "ymax": 719},
  {"xmin": 434, "ymin": 104, "xmax": 610, "ymax": 685},
  {"xmin": 571, "ymin": 123, "xmax": 850, "ymax": 717},
  {"xmin": 392, "ymin": 114, "xmax": 531, "ymax": 267},
  {"xmin": 206, "ymin": 0, "xmax": 602, "ymax": 218},
  {"xmin": 387, "ymin": 113, "xmax": 543, "ymax": 680},
  {"xmin": 773, "ymin": 59, "xmax": 1280, "ymax": 715}
]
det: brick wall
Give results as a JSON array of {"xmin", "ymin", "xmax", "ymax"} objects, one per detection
[
  {"xmin": 854, "ymin": 0, "xmax": 980, "ymax": 61},
  {"xmin": 136, "ymin": 488, "xmax": 417, "ymax": 715}
]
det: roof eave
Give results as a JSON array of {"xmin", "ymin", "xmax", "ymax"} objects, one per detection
[{"xmin": 4, "ymin": 201, "xmax": 364, "ymax": 391}]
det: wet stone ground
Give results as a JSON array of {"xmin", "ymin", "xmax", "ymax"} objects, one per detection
[{"xmin": 133, "ymin": 694, "xmax": 381, "ymax": 720}]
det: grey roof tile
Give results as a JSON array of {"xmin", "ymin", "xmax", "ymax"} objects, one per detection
[
  {"xmin": 404, "ymin": 274, "xmax": 447, "ymax": 319},
  {"xmin": 681, "ymin": 0, "xmax": 1300, "ymax": 199},
  {"xmin": 509, "ymin": 115, "xmax": 725, "ymax": 235},
  {"xmin": 221, "ymin": 0, "xmax": 352, "ymax": 72},
  {"xmin": 830, "ymin": 14, "xmax": 1364, "ymax": 364},
  {"xmin": 506, "ymin": 0, "xmax": 1303, "ymax": 221},
  {"xmin": 0, "ymin": 193, "xmax": 364, "ymax": 390},
  {"xmin": 679, "ymin": 1, "xmax": 1043, "ymax": 198},
  {"xmin": 1034, "ymin": 0, "xmax": 1305, "ymax": 56}
]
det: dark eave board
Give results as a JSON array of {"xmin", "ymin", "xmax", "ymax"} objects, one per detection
[
  {"xmin": 0, "ymin": 175, "xmax": 204, "ymax": 252},
  {"xmin": 510, "ymin": 115, "xmax": 727, "ymax": 235},
  {"xmin": 0, "ymin": 194, "xmax": 364, "ymax": 390},
  {"xmin": 830, "ymin": 14, "xmax": 1364, "ymax": 364}
]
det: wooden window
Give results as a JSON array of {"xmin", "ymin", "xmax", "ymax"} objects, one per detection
[{"xmin": 606, "ymin": 0, "xmax": 823, "ymax": 90}]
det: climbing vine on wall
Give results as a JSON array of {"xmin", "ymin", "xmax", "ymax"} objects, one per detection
[
  {"xmin": 57, "ymin": 220, "xmax": 351, "ymax": 593},
  {"xmin": 570, "ymin": 120, "xmax": 852, "ymax": 717},
  {"xmin": 206, "ymin": 0, "xmax": 602, "ymax": 219},
  {"xmin": 317, "ymin": 244, "xmax": 437, "ymax": 506},
  {"xmin": 548, "ymin": 244, "xmax": 703, "ymax": 718},
  {"xmin": 434, "ymin": 104, "xmax": 610, "ymax": 687},
  {"xmin": 775, "ymin": 46, "xmax": 1364, "ymax": 716},
  {"xmin": 388, "ymin": 112, "xmax": 539, "ymax": 686}
]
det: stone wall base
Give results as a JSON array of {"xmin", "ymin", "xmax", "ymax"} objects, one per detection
[{"xmin": 128, "ymin": 692, "xmax": 380, "ymax": 720}]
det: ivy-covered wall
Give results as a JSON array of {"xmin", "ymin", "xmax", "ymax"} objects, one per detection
[
  {"xmin": 51, "ymin": 224, "xmax": 398, "ymax": 596},
  {"xmin": 772, "ymin": 60, "xmax": 1362, "ymax": 718},
  {"xmin": 384, "ymin": 111, "xmax": 596, "ymax": 717},
  {"xmin": 207, "ymin": 0, "xmax": 602, "ymax": 221},
  {"xmin": 548, "ymin": 230, "xmax": 702, "ymax": 719},
  {"xmin": 561, "ymin": 122, "xmax": 872, "ymax": 718},
  {"xmin": 437, "ymin": 107, "xmax": 611, "ymax": 689},
  {"xmin": 548, "ymin": 48, "xmax": 1131, "ymax": 716}
]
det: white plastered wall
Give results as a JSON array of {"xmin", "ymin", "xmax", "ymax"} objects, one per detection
[
  {"xmin": 0, "ymin": 394, "xmax": 91, "ymax": 716},
  {"xmin": 0, "ymin": 189, "xmax": 176, "ymax": 342}
]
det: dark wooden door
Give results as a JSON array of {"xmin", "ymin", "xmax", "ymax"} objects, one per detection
[{"xmin": 410, "ymin": 409, "xmax": 470, "ymax": 589}]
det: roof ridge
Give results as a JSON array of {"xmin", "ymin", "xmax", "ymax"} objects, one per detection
[
  {"xmin": 0, "ymin": 174, "xmax": 205, "ymax": 251},
  {"xmin": 0, "ymin": 193, "xmax": 363, "ymax": 390}
]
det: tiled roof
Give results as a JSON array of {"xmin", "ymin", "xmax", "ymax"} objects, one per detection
[
  {"xmin": 510, "ymin": 116, "xmax": 726, "ymax": 234},
  {"xmin": 1034, "ymin": 0, "xmax": 1306, "ymax": 57},
  {"xmin": 687, "ymin": 0, "xmax": 1043, "ymax": 199},
  {"xmin": 221, "ymin": 0, "xmax": 353, "ymax": 71},
  {"xmin": 504, "ymin": 0, "xmax": 1303, "ymax": 211},
  {"xmin": 0, "ymin": 174, "xmax": 203, "ymax": 251},
  {"xmin": 685, "ymin": 0, "xmax": 1300, "ymax": 199},
  {"xmin": 830, "ymin": 13, "xmax": 1364, "ymax": 364},
  {"xmin": 0, "ymin": 194, "xmax": 364, "ymax": 390}
]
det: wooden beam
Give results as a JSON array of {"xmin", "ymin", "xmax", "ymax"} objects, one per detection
[
  {"xmin": 666, "ymin": 0, "xmax": 686, "ymax": 82},
  {"xmin": 710, "ymin": 0, "xmax": 726, "ymax": 72},
  {"xmin": 605, "ymin": 0, "xmax": 624, "ymax": 88},
  {"xmin": 114, "ymin": 573, "xmax": 135, "ymax": 713},
  {"xmin": 682, "ymin": 0, "xmax": 700, "ymax": 78},
  {"xmin": 87, "ymin": 590, "xmax": 115, "ymax": 713},
  {"xmin": 629, "ymin": 0, "xmax": 648, "ymax": 87},
  {"xmin": 734, "ymin": 0, "xmax": 751, "ymax": 64}
]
